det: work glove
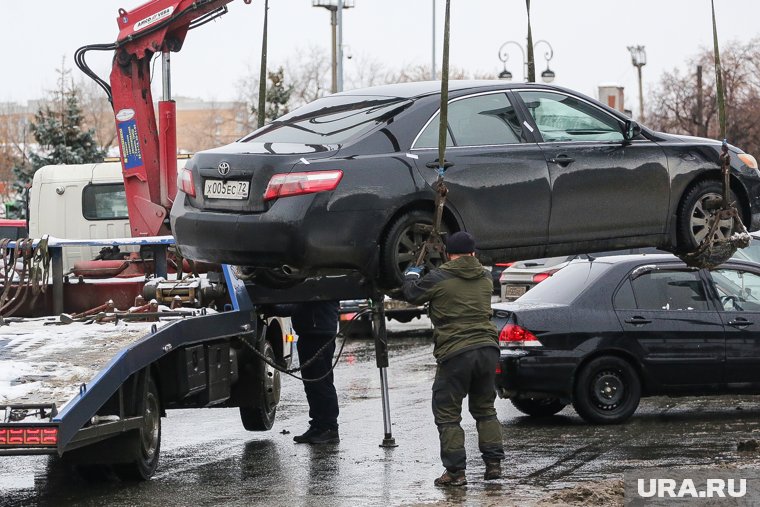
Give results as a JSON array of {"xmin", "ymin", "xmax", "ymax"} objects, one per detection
[{"xmin": 403, "ymin": 266, "xmax": 424, "ymax": 281}]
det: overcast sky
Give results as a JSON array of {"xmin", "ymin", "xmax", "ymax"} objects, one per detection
[{"xmin": 1, "ymin": 0, "xmax": 758, "ymax": 115}]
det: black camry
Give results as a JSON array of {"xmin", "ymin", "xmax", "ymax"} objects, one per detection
[
  {"xmin": 170, "ymin": 81, "xmax": 760, "ymax": 287},
  {"xmin": 493, "ymin": 254, "xmax": 760, "ymax": 424}
]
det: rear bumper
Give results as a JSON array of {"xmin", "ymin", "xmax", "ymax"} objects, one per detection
[
  {"xmin": 171, "ymin": 193, "xmax": 382, "ymax": 273},
  {"xmin": 496, "ymin": 349, "xmax": 578, "ymax": 399}
]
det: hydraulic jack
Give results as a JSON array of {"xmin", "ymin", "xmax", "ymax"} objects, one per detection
[{"xmin": 371, "ymin": 293, "xmax": 398, "ymax": 448}]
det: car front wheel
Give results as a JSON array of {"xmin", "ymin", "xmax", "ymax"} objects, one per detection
[
  {"xmin": 572, "ymin": 356, "xmax": 640, "ymax": 424},
  {"xmin": 511, "ymin": 397, "xmax": 566, "ymax": 417}
]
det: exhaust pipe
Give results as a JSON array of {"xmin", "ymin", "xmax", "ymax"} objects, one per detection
[{"xmin": 281, "ymin": 265, "xmax": 300, "ymax": 276}]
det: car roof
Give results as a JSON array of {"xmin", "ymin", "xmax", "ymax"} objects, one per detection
[{"xmin": 335, "ymin": 80, "xmax": 574, "ymax": 99}]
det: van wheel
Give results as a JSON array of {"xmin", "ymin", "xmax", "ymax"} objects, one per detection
[
  {"xmin": 379, "ymin": 210, "xmax": 449, "ymax": 287},
  {"xmin": 240, "ymin": 339, "xmax": 280, "ymax": 431},
  {"xmin": 572, "ymin": 356, "xmax": 640, "ymax": 424},
  {"xmin": 511, "ymin": 397, "xmax": 566, "ymax": 417},
  {"xmin": 113, "ymin": 374, "xmax": 161, "ymax": 481}
]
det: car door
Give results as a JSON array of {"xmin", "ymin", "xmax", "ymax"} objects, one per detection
[
  {"xmin": 411, "ymin": 91, "xmax": 550, "ymax": 250},
  {"xmin": 514, "ymin": 90, "xmax": 670, "ymax": 245},
  {"xmin": 614, "ymin": 267, "xmax": 724, "ymax": 386},
  {"xmin": 708, "ymin": 266, "xmax": 760, "ymax": 384}
]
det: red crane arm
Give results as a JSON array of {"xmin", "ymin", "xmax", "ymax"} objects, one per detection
[{"xmin": 109, "ymin": 0, "xmax": 251, "ymax": 236}]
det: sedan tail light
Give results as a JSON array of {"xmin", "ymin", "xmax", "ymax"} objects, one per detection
[
  {"xmin": 264, "ymin": 170, "xmax": 343, "ymax": 201},
  {"xmin": 532, "ymin": 268, "xmax": 560, "ymax": 284},
  {"xmin": 499, "ymin": 323, "xmax": 541, "ymax": 347},
  {"xmin": 179, "ymin": 168, "xmax": 196, "ymax": 197}
]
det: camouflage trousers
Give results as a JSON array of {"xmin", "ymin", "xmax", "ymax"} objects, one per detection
[{"xmin": 432, "ymin": 346, "xmax": 504, "ymax": 472}]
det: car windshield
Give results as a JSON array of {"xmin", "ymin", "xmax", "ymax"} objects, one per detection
[
  {"xmin": 517, "ymin": 261, "xmax": 611, "ymax": 304},
  {"xmin": 731, "ymin": 240, "xmax": 760, "ymax": 264},
  {"xmin": 241, "ymin": 96, "xmax": 412, "ymax": 145}
]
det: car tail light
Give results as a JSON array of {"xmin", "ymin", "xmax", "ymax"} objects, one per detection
[
  {"xmin": 179, "ymin": 168, "xmax": 196, "ymax": 197},
  {"xmin": 499, "ymin": 323, "xmax": 540, "ymax": 347},
  {"xmin": 0, "ymin": 426, "xmax": 58, "ymax": 446},
  {"xmin": 495, "ymin": 262, "xmax": 513, "ymax": 267},
  {"xmin": 532, "ymin": 268, "xmax": 559, "ymax": 284},
  {"xmin": 264, "ymin": 170, "xmax": 343, "ymax": 201}
]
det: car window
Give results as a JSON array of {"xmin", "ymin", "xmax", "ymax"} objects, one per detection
[
  {"xmin": 517, "ymin": 91, "xmax": 624, "ymax": 143},
  {"xmin": 710, "ymin": 269, "xmax": 760, "ymax": 312},
  {"xmin": 517, "ymin": 261, "xmax": 610, "ymax": 304},
  {"xmin": 630, "ymin": 270, "xmax": 708, "ymax": 311},
  {"xmin": 613, "ymin": 279, "xmax": 637, "ymax": 309},
  {"xmin": 730, "ymin": 241, "xmax": 760, "ymax": 264},
  {"xmin": 414, "ymin": 93, "xmax": 522, "ymax": 149},
  {"xmin": 243, "ymin": 97, "xmax": 412, "ymax": 145},
  {"xmin": 82, "ymin": 184, "xmax": 129, "ymax": 221}
]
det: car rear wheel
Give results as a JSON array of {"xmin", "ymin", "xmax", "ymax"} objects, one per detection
[
  {"xmin": 511, "ymin": 397, "xmax": 566, "ymax": 417},
  {"xmin": 379, "ymin": 210, "xmax": 450, "ymax": 287},
  {"xmin": 572, "ymin": 356, "xmax": 640, "ymax": 424},
  {"xmin": 676, "ymin": 180, "xmax": 737, "ymax": 252}
]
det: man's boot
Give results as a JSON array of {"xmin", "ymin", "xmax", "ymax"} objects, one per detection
[
  {"xmin": 484, "ymin": 460, "xmax": 501, "ymax": 480},
  {"xmin": 293, "ymin": 427, "xmax": 339, "ymax": 444},
  {"xmin": 434, "ymin": 469, "xmax": 467, "ymax": 487}
]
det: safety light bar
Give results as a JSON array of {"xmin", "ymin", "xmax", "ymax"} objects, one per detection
[
  {"xmin": 0, "ymin": 426, "xmax": 58, "ymax": 446},
  {"xmin": 179, "ymin": 168, "xmax": 196, "ymax": 197},
  {"xmin": 264, "ymin": 170, "xmax": 343, "ymax": 201}
]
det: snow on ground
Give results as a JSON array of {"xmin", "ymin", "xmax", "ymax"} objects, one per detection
[{"xmin": 0, "ymin": 318, "xmax": 172, "ymax": 413}]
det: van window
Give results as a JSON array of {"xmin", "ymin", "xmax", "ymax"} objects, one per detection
[{"xmin": 82, "ymin": 184, "xmax": 129, "ymax": 220}]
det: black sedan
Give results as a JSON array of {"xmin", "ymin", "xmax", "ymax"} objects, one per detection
[
  {"xmin": 493, "ymin": 254, "xmax": 760, "ymax": 424},
  {"xmin": 170, "ymin": 81, "xmax": 760, "ymax": 288}
]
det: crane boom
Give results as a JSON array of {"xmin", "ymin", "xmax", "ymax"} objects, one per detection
[{"xmin": 83, "ymin": 0, "xmax": 252, "ymax": 236}]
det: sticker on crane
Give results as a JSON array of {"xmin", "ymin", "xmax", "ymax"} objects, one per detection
[
  {"xmin": 117, "ymin": 112, "xmax": 143, "ymax": 170},
  {"xmin": 134, "ymin": 6, "xmax": 175, "ymax": 33}
]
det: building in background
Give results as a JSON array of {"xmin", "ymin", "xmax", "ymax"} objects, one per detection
[{"xmin": 597, "ymin": 83, "xmax": 632, "ymax": 117}]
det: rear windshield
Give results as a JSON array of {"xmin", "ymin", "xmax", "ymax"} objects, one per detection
[
  {"xmin": 517, "ymin": 261, "xmax": 611, "ymax": 304},
  {"xmin": 242, "ymin": 96, "xmax": 412, "ymax": 145}
]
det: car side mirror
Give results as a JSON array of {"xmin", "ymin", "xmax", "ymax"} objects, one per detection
[{"xmin": 623, "ymin": 119, "xmax": 641, "ymax": 143}]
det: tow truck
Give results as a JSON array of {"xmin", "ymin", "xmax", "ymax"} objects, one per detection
[{"xmin": 0, "ymin": 0, "xmax": 391, "ymax": 481}]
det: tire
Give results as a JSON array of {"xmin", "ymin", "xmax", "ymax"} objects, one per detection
[
  {"xmin": 676, "ymin": 180, "xmax": 737, "ymax": 252},
  {"xmin": 572, "ymin": 356, "xmax": 640, "ymax": 424},
  {"xmin": 113, "ymin": 374, "xmax": 161, "ymax": 481},
  {"xmin": 379, "ymin": 210, "xmax": 450, "ymax": 287},
  {"xmin": 511, "ymin": 397, "xmax": 566, "ymax": 417},
  {"xmin": 239, "ymin": 339, "xmax": 280, "ymax": 431}
]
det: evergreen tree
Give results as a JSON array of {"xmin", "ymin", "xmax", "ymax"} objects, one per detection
[
  {"xmin": 14, "ymin": 66, "xmax": 105, "ymax": 189},
  {"xmin": 252, "ymin": 67, "xmax": 293, "ymax": 124}
]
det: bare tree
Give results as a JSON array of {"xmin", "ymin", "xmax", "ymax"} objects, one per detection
[
  {"xmin": 647, "ymin": 38, "xmax": 760, "ymax": 156},
  {"xmin": 77, "ymin": 78, "xmax": 117, "ymax": 153}
]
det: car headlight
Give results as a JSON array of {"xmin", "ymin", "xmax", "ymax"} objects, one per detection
[{"xmin": 738, "ymin": 153, "xmax": 758, "ymax": 171}]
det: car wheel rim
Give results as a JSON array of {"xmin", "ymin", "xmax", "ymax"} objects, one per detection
[
  {"xmin": 141, "ymin": 389, "xmax": 160, "ymax": 460},
  {"xmin": 263, "ymin": 347, "xmax": 281, "ymax": 411},
  {"xmin": 690, "ymin": 192, "xmax": 734, "ymax": 245},
  {"xmin": 395, "ymin": 222, "xmax": 445, "ymax": 274},
  {"xmin": 590, "ymin": 369, "xmax": 626, "ymax": 411}
]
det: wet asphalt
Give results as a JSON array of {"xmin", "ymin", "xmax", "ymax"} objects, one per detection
[{"xmin": 3, "ymin": 320, "xmax": 760, "ymax": 506}]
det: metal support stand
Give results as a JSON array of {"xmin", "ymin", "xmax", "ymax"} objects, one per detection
[
  {"xmin": 371, "ymin": 294, "xmax": 397, "ymax": 448},
  {"xmin": 51, "ymin": 247, "xmax": 63, "ymax": 316},
  {"xmin": 153, "ymin": 245, "xmax": 168, "ymax": 279}
]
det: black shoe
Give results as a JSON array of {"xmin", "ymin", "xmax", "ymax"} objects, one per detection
[
  {"xmin": 484, "ymin": 460, "xmax": 501, "ymax": 480},
  {"xmin": 434, "ymin": 469, "xmax": 467, "ymax": 487},
  {"xmin": 293, "ymin": 427, "xmax": 339, "ymax": 444}
]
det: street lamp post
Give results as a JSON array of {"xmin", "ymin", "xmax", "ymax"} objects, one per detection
[
  {"xmin": 627, "ymin": 45, "xmax": 646, "ymax": 122},
  {"xmin": 313, "ymin": 0, "xmax": 355, "ymax": 93},
  {"xmin": 498, "ymin": 39, "xmax": 554, "ymax": 83}
]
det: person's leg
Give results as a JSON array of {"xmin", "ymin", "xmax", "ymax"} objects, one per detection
[
  {"xmin": 296, "ymin": 333, "xmax": 338, "ymax": 440},
  {"xmin": 432, "ymin": 352, "xmax": 473, "ymax": 476},
  {"xmin": 467, "ymin": 347, "xmax": 504, "ymax": 478}
]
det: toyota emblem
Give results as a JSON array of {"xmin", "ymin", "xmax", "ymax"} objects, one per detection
[{"xmin": 217, "ymin": 162, "xmax": 231, "ymax": 177}]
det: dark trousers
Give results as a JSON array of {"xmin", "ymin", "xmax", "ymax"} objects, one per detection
[
  {"xmin": 432, "ymin": 346, "xmax": 504, "ymax": 471},
  {"xmin": 297, "ymin": 333, "xmax": 339, "ymax": 431}
]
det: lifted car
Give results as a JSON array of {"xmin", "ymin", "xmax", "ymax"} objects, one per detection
[{"xmin": 171, "ymin": 81, "xmax": 760, "ymax": 288}]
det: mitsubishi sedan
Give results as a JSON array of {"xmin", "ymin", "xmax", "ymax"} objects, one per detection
[{"xmin": 170, "ymin": 81, "xmax": 760, "ymax": 288}]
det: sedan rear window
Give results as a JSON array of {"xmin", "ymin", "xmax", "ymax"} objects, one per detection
[
  {"xmin": 517, "ymin": 261, "xmax": 611, "ymax": 304},
  {"xmin": 242, "ymin": 96, "xmax": 411, "ymax": 145}
]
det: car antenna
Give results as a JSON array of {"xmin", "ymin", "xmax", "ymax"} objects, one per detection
[{"xmin": 586, "ymin": 253, "xmax": 597, "ymax": 262}]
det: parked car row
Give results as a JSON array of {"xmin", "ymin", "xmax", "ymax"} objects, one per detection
[{"xmin": 492, "ymin": 248, "xmax": 760, "ymax": 424}]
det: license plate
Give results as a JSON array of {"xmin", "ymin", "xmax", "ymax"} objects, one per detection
[
  {"xmin": 505, "ymin": 285, "xmax": 527, "ymax": 298},
  {"xmin": 204, "ymin": 179, "xmax": 249, "ymax": 200}
]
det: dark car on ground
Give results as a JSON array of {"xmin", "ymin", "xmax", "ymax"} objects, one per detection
[
  {"xmin": 171, "ymin": 81, "xmax": 760, "ymax": 289},
  {"xmin": 493, "ymin": 254, "xmax": 760, "ymax": 424}
]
